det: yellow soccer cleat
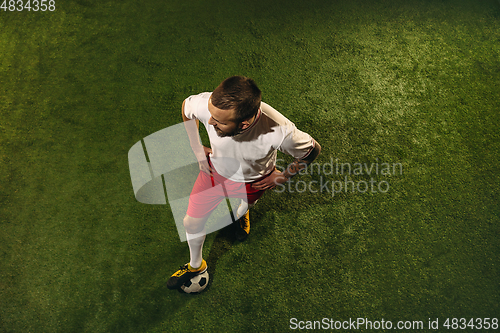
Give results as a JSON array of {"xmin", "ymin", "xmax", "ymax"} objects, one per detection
[
  {"xmin": 167, "ymin": 259, "xmax": 207, "ymax": 290},
  {"xmin": 235, "ymin": 210, "xmax": 250, "ymax": 241}
]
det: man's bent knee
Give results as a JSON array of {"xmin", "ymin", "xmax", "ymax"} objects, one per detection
[{"xmin": 183, "ymin": 215, "xmax": 207, "ymax": 234}]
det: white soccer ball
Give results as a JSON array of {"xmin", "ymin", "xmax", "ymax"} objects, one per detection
[{"xmin": 180, "ymin": 271, "xmax": 209, "ymax": 294}]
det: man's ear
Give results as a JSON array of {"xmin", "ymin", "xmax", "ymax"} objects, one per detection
[
  {"xmin": 239, "ymin": 113, "xmax": 258, "ymax": 130},
  {"xmin": 239, "ymin": 119, "xmax": 251, "ymax": 130}
]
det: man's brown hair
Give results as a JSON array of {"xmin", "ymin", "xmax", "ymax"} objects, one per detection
[{"xmin": 211, "ymin": 76, "xmax": 262, "ymax": 123}]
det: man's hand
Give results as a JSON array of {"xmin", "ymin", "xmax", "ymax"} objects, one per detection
[
  {"xmin": 198, "ymin": 146, "xmax": 213, "ymax": 174},
  {"xmin": 252, "ymin": 140, "xmax": 321, "ymax": 190},
  {"xmin": 251, "ymin": 169, "xmax": 288, "ymax": 190}
]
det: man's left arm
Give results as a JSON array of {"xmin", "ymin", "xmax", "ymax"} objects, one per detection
[{"xmin": 252, "ymin": 139, "xmax": 321, "ymax": 190}]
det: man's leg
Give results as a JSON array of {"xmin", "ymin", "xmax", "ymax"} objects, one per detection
[
  {"xmin": 235, "ymin": 199, "xmax": 258, "ymax": 241},
  {"xmin": 166, "ymin": 214, "xmax": 209, "ymax": 289},
  {"xmin": 234, "ymin": 169, "xmax": 274, "ymax": 240},
  {"xmin": 236, "ymin": 199, "xmax": 257, "ymax": 219},
  {"xmin": 184, "ymin": 214, "xmax": 208, "ymax": 269}
]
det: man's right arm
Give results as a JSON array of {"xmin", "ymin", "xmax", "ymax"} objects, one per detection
[
  {"xmin": 182, "ymin": 99, "xmax": 200, "ymax": 141},
  {"xmin": 182, "ymin": 99, "xmax": 199, "ymax": 129},
  {"xmin": 182, "ymin": 99, "xmax": 212, "ymax": 171}
]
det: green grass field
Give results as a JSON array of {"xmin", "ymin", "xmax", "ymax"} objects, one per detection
[{"xmin": 1, "ymin": 0, "xmax": 499, "ymax": 332}]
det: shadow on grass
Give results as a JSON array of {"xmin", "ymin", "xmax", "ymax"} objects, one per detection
[
  {"xmin": 104, "ymin": 222, "xmax": 244, "ymax": 333},
  {"xmin": 205, "ymin": 223, "xmax": 239, "ymax": 289}
]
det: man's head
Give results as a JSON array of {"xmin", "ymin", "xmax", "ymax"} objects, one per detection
[{"xmin": 208, "ymin": 76, "xmax": 262, "ymax": 137}]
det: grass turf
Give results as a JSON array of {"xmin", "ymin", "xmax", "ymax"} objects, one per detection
[{"xmin": 1, "ymin": 0, "xmax": 499, "ymax": 332}]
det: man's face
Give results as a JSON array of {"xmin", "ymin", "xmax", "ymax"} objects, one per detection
[{"xmin": 207, "ymin": 98, "xmax": 241, "ymax": 137}]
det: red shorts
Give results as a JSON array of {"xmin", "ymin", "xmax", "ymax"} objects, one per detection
[{"xmin": 186, "ymin": 159, "xmax": 272, "ymax": 218}]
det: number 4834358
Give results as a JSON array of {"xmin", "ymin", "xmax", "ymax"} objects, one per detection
[
  {"xmin": 1, "ymin": 0, "xmax": 56, "ymax": 11},
  {"xmin": 443, "ymin": 318, "xmax": 498, "ymax": 330}
]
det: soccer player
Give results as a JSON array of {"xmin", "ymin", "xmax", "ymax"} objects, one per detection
[{"xmin": 166, "ymin": 76, "xmax": 321, "ymax": 290}]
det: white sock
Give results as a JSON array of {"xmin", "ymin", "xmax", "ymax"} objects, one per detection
[
  {"xmin": 186, "ymin": 230, "xmax": 206, "ymax": 269},
  {"xmin": 236, "ymin": 199, "xmax": 257, "ymax": 219}
]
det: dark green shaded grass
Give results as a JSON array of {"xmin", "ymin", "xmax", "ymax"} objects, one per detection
[{"xmin": 1, "ymin": 0, "xmax": 499, "ymax": 332}]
